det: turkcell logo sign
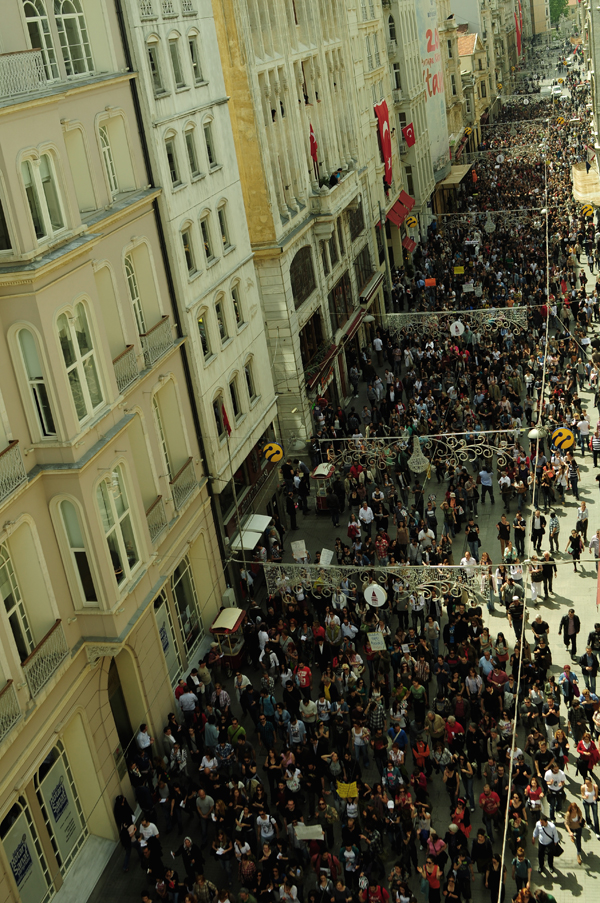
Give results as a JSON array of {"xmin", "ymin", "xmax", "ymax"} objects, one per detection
[
  {"xmin": 49, "ymin": 776, "xmax": 69, "ymax": 822},
  {"xmin": 10, "ymin": 835, "xmax": 33, "ymax": 887},
  {"xmin": 159, "ymin": 621, "xmax": 169, "ymax": 654}
]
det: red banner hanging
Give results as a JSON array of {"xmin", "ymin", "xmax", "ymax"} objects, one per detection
[{"xmin": 374, "ymin": 100, "xmax": 393, "ymax": 187}]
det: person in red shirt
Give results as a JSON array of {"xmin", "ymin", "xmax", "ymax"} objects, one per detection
[
  {"xmin": 359, "ymin": 883, "xmax": 390, "ymax": 903},
  {"xmin": 294, "ymin": 661, "xmax": 312, "ymax": 700},
  {"xmin": 478, "ymin": 784, "xmax": 501, "ymax": 842}
]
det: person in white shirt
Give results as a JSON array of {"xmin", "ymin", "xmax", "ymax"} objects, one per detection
[
  {"xmin": 544, "ymin": 764, "xmax": 566, "ymax": 820},
  {"xmin": 358, "ymin": 502, "xmax": 374, "ymax": 537},
  {"xmin": 577, "ymin": 416, "xmax": 591, "ymax": 457},
  {"xmin": 139, "ymin": 817, "xmax": 159, "ymax": 842},
  {"xmin": 460, "ymin": 551, "xmax": 477, "ymax": 579},
  {"xmin": 136, "ymin": 723, "xmax": 153, "ymax": 751},
  {"xmin": 532, "ymin": 814, "xmax": 559, "ymax": 874},
  {"xmin": 372, "ymin": 335, "xmax": 383, "ymax": 366}
]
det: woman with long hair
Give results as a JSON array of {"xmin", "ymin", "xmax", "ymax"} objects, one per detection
[
  {"xmin": 565, "ymin": 800, "xmax": 586, "ymax": 864},
  {"xmin": 485, "ymin": 854, "xmax": 506, "ymax": 903}
]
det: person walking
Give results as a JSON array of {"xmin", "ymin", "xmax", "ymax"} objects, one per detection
[
  {"xmin": 531, "ymin": 511, "xmax": 546, "ymax": 555},
  {"xmin": 564, "ymin": 801, "xmax": 585, "ymax": 865},
  {"xmin": 576, "ymin": 500, "xmax": 589, "ymax": 543},
  {"xmin": 531, "ymin": 814, "xmax": 559, "ymax": 875},
  {"xmin": 559, "ymin": 608, "xmax": 581, "ymax": 656},
  {"xmin": 359, "ymin": 501, "xmax": 374, "ymax": 538},
  {"xmin": 590, "ymin": 530, "xmax": 600, "ymax": 573},
  {"xmin": 548, "ymin": 510, "xmax": 560, "ymax": 553},
  {"xmin": 579, "ymin": 646, "xmax": 599, "ymax": 692},
  {"xmin": 496, "ymin": 515, "xmax": 511, "ymax": 558},
  {"xmin": 465, "ymin": 518, "xmax": 480, "ymax": 562},
  {"xmin": 286, "ymin": 491, "xmax": 298, "ymax": 531},
  {"xmin": 479, "ymin": 467, "xmax": 495, "ymax": 505},
  {"xmin": 580, "ymin": 775, "xmax": 600, "ymax": 839},
  {"xmin": 541, "ymin": 552, "xmax": 557, "ymax": 599},
  {"xmin": 565, "ymin": 529, "xmax": 583, "ymax": 572}
]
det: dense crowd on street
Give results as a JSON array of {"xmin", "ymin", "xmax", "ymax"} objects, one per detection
[{"xmin": 118, "ymin": 40, "xmax": 599, "ymax": 903}]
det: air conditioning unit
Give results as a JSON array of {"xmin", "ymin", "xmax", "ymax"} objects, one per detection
[{"xmin": 222, "ymin": 587, "xmax": 237, "ymax": 608}]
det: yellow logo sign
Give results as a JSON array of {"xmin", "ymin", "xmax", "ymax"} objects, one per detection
[
  {"xmin": 582, "ymin": 204, "xmax": 594, "ymax": 217},
  {"xmin": 556, "ymin": 117, "xmax": 565, "ymax": 125},
  {"xmin": 497, "ymin": 83, "xmax": 503, "ymax": 90},
  {"xmin": 406, "ymin": 216, "xmax": 418, "ymax": 228},
  {"xmin": 558, "ymin": 78, "xmax": 564, "ymax": 84},
  {"xmin": 551, "ymin": 428, "xmax": 575, "ymax": 450},
  {"xmin": 263, "ymin": 442, "xmax": 284, "ymax": 463},
  {"xmin": 464, "ymin": 127, "xmax": 472, "ymax": 136}
]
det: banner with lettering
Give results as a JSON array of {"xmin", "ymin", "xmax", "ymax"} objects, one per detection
[
  {"xmin": 3, "ymin": 809, "xmax": 50, "ymax": 903},
  {"xmin": 39, "ymin": 757, "xmax": 83, "ymax": 864},
  {"xmin": 415, "ymin": 0, "xmax": 450, "ymax": 181}
]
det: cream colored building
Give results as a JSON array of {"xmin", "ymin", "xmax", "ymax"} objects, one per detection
[
  {"xmin": 212, "ymin": 0, "xmax": 406, "ymax": 443},
  {"xmin": 438, "ymin": 0, "xmax": 467, "ymax": 163},
  {"xmin": 458, "ymin": 31, "xmax": 492, "ymax": 150},
  {"xmin": 0, "ymin": 2, "xmax": 225, "ymax": 901}
]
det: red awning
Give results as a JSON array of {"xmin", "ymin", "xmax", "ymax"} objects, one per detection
[
  {"xmin": 343, "ymin": 309, "xmax": 364, "ymax": 342},
  {"xmin": 306, "ymin": 343, "xmax": 338, "ymax": 389},
  {"xmin": 386, "ymin": 199, "xmax": 410, "ymax": 227},
  {"xmin": 399, "ymin": 190, "xmax": 415, "ymax": 211},
  {"xmin": 402, "ymin": 237, "xmax": 417, "ymax": 253}
]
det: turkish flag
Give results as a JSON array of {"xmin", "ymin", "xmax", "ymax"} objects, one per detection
[
  {"xmin": 514, "ymin": 12, "xmax": 521, "ymax": 56},
  {"xmin": 402, "ymin": 123, "xmax": 416, "ymax": 147},
  {"xmin": 309, "ymin": 124, "xmax": 318, "ymax": 163},
  {"xmin": 221, "ymin": 404, "xmax": 231, "ymax": 437},
  {"xmin": 374, "ymin": 100, "xmax": 392, "ymax": 187}
]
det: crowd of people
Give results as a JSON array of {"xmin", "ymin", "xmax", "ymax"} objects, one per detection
[{"xmin": 118, "ymin": 41, "xmax": 598, "ymax": 903}]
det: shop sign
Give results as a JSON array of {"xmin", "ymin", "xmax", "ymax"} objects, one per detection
[
  {"xmin": 39, "ymin": 758, "xmax": 82, "ymax": 864},
  {"xmin": 3, "ymin": 811, "xmax": 49, "ymax": 903}
]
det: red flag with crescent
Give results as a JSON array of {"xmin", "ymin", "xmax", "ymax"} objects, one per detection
[
  {"xmin": 374, "ymin": 100, "xmax": 393, "ymax": 186},
  {"xmin": 309, "ymin": 124, "xmax": 318, "ymax": 163},
  {"xmin": 402, "ymin": 122, "xmax": 416, "ymax": 147}
]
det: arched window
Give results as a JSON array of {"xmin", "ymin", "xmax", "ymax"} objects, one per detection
[
  {"xmin": 147, "ymin": 36, "xmax": 165, "ymax": 95},
  {"xmin": 54, "ymin": 0, "xmax": 93, "ymax": 76},
  {"xmin": 23, "ymin": 0, "xmax": 59, "ymax": 79},
  {"xmin": 0, "ymin": 543, "xmax": 33, "ymax": 662},
  {"xmin": 99, "ymin": 125, "xmax": 118, "ymax": 194},
  {"xmin": 96, "ymin": 465, "xmax": 139, "ymax": 587},
  {"xmin": 290, "ymin": 245, "xmax": 316, "ymax": 310},
  {"xmin": 168, "ymin": 34, "xmax": 186, "ymax": 89},
  {"xmin": 21, "ymin": 153, "xmax": 65, "ymax": 240},
  {"xmin": 124, "ymin": 254, "xmax": 146, "ymax": 334},
  {"xmin": 59, "ymin": 499, "xmax": 98, "ymax": 604},
  {"xmin": 18, "ymin": 328, "xmax": 56, "ymax": 437},
  {"xmin": 388, "ymin": 15, "xmax": 396, "ymax": 42},
  {"xmin": 57, "ymin": 302, "xmax": 103, "ymax": 422}
]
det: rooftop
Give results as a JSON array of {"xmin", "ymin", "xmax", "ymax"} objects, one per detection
[{"xmin": 458, "ymin": 33, "xmax": 478, "ymax": 56}]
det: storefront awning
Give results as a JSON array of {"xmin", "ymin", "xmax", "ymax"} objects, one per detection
[
  {"xmin": 242, "ymin": 513, "xmax": 273, "ymax": 533},
  {"xmin": 386, "ymin": 199, "xmax": 410, "ymax": 226},
  {"xmin": 306, "ymin": 342, "xmax": 338, "ymax": 390},
  {"xmin": 572, "ymin": 161, "xmax": 600, "ymax": 206},
  {"xmin": 230, "ymin": 529, "xmax": 263, "ymax": 551},
  {"xmin": 342, "ymin": 308, "xmax": 364, "ymax": 342},
  {"xmin": 399, "ymin": 190, "xmax": 415, "ymax": 211},
  {"xmin": 360, "ymin": 272, "xmax": 384, "ymax": 303},
  {"xmin": 438, "ymin": 164, "xmax": 472, "ymax": 187},
  {"xmin": 402, "ymin": 237, "xmax": 417, "ymax": 253}
]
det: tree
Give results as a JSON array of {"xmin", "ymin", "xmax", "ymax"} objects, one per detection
[{"xmin": 549, "ymin": 0, "xmax": 567, "ymax": 25}]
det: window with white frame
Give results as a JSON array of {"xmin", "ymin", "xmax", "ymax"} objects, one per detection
[
  {"xmin": 215, "ymin": 298, "xmax": 228, "ymax": 343},
  {"xmin": 197, "ymin": 313, "xmax": 211, "ymax": 360},
  {"xmin": 393, "ymin": 63, "xmax": 401, "ymax": 90},
  {"xmin": 21, "ymin": 154, "xmax": 65, "ymax": 241},
  {"xmin": 97, "ymin": 116, "xmax": 136, "ymax": 196},
  {"xmin": 217, "ymin": 205, "xmax": 231, "ymax": 250},
  {"xmin": 213, "ymin": 396, "xmax": 225, "ymax": 438},
  {"xmin": 451, "ymin": 74, "xmax": 457, "ymax": 96},
  {"xmin": 99, "ymin": 125, "xmax": 118, "ymax": 195},
  {"xmin": 23, "ymin": 0, "xmax": 59, "ymax": 80},
  {"xmin": 152, "ymin": 395, "xmax": 173, "ymax": 480},
  {"xmin": 169, "ymin": 37, "xmax": 186, "ymax": 89},
  {"xmin": 54, "ymin": 0, "xmax": 93, "ymax": 77},
  {"xmin": 203, "ymin": 122, "xmax": 217, "ymax": 168},
  {"xmin": 165, "ymin": 135, "xmax": 181, "ymax": 186},
  {"xmin": 57, "ymin": 304, "xmax": 103, "ymax": 422},
  {"xmin": 181, "ymin": 228, "xmax": 196, "ymax": 276},
  {"xmin": 0, "ymin": 543, "xmax": 34, "ymax": 662},
  {"xmin": 18, "ymin": 328, "xmax": 56, "ymax": 437},
  {"xmin": 171, "ymin": 555, "xmax": 203, "ymax": 653},
  {"xmin": 373, "ymin": 33, "xmax": 380, "ymax": 67},
  {"xmin": 124, "ymin": 254, "xmax": 146, "ymax": 334},
  {"xmin": 96, "ymin": 466, "xmax": 139, "ymax": 587},
  {"xmin": 365, "ymin": 35, "xmax": 373, "ymax": 71},
  {"xmin": 59, "ymin": 499, "xmax": 98, "ymax": 604},
  {"xmin": 188, "ymin": 33, "xmax": 203, "ymax": 83},
  {"xmin": 231, "ymin": 284, "xmax": 244, "ymax": 328},
  {"xmin": 200, "ymin": 216, "xmax": 214, "ymax": 261},
  {"xmin": 229, "ymin": 376, "xmax": 241, "ymax": 420},
  {"xmin": 185, "ymin": 127, "xmax": 201, "ymax": 177},
  {"xmin": 147, "ymin": 40, "xmax": 165, "ymax": 95},
  {"xmin": 245, "ymin": 358, "xmax": 257, "ymax": 401},
  {"xmin": 388, "ymin": 15, "xmax": 396, "ymax": 42}
]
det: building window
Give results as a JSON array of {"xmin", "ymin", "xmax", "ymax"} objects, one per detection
[
  {"xmin": 215, "ymin": 299, "xmax": 228, "ymax": 343},
  {"xmin": 405, "ymin": 164, "xmax": 414, "ymax": 196},
  {"xmin": 169, "ymin": 37, "xmax": 186, "ymax": 88},
  {"xmin": 447, "ymin": 39, "xmax": 453, "ymax": 58},
  {"xmin": 124, "ymin": 255, "xmax": 146, "ymax": 334},
  {"xmin": 54, "ymin": 0, "xmax": 93, "ymax": 77},
  {"xmin": 299, "ymin": 312, "xmax": 323, "ymax": 369},
  {"xmin": 328, "ymin": 270, "xmax": 353, "ymax": 332},
  {"xmin": 197, "ymin": 314, "xmax": 211, "ymax": 359},
  {"xmin": 320, "ymin": 241, "xmax": 330, "ymax": 276},
  {"xmin": 481, "ymin": 81, "xmax": 487, "ymax": 98},
  {"xmin": 354, "ymin": 244, "xmax": 373, "ymax": 293},
  {"xmin": 217, "ymin": 206, "xmax": 231, "ymax": 250},
  {"xmin": 365, "ymin": 35, "xmax": 373, "ymax": 71},
  {"xmin": 165, "ymin": 136, "xmax": 181, "ymax": 186},
  {"xmin": 229, "ymin": 377, "xmax": 241, "ymax": 420},
  {"xmin": 348, "ymin": 198, "xmax": 365, "ymax": 242},
  {"xmin": 466, "ymin": 96, "xmax": 472, "ymax": 114},
  {"xmin": 23, "ymin": 0, "xmax": 59, "ymax": 80},
  {"xmin": 22, "ymin": 154, "xmax": 64, "ymax": 240},
  {"xmin": 213, "ymin": 396, "xmax": 225, "ymax": 437},
  {"xmin": 290, "ymin": 245, "xmax": 316, "ymax": 310},
  {"xmin": 393, "ymin": 62, "xmax": 402, "ymax": 90},
  {"xmin": 388, "ymin": 15, "xmax": 396, "ymax": 41},
  {"xmin": 244, "ymin": 359, "xmax": 257, "ymax": 400},
  {"xmin": 337, "ymin": 219, "xmax": 345, "ymax": 256},
  {"xmin": 200, "ymin": 216, "xmax": 214, "ymax": 261},
  {"xmin": 59, "ymin": 499, "xmax": 97, "ymax": 604},
  {"xmin": 329, "ymin": 231, "xmax": 340, "ymax": 268},
  {"xmin": 0, "ymin": 543, "xmax": 33, "ymax": 662},
  {"xmin": 18, "ymin": 328, "xmax": 56, "ymax": 437},
  {"xmin": 152, "ymin": 395, "xmax": 173, "ymax": 479},
  {"xmin": 185, "ymin": 128, "xmax": 200, "ymax": 177},
  {"xmin": 451, "ymin": 74, "xmax": 457, "ymax": 96},
  {"xmin": 0, "ymin": 199, "xmax": 11, "ymax": 251},
  {"xmin": 96, "ymin": 466, "xmax": 139, "ymax": 587},
  {"xmin": 188, "ymin": 34, "xmax": 203, "ymax": 83},
  {"xmin": 231, "ymin": 284, "xmax": 244, "ymax": 327},
  {"xmin": 203, "ymin": 122, "xmax": 217, "ymax": 168},
  {"xmin": 99, "ymin": 125, "xmax": 118, "ymax": 195},
  {"xmin": 171, "ymin": 555, "xmax": 203, "ymax": 653},
  {"xmin": 181, "ymin": 228, "xmax": 196, "ymax": 275},
  {"xmin": 57, "ymin": 303, "xmax": 103, "ymax": 422},
  {"xmin": 478, "ymin": 57, "xmax": 483, "ymax": 70},
  {"xmin": 373, "ymin": 33, "xmax": 381, "ymax": 67},
  {"xmin": 147, "ymin": 42, "xmax": 164, "ymax": 95}
]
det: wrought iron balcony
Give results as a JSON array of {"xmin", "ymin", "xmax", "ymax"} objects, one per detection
[
  {"xmin": 169, "ymin": 457, "xmax": 197, "ymax": 510},
  {"xmin": 22, "ymin": 620, "xmax": 69, "ymax": 698},
  {"xmin": 112, "ymin": 344, "xmax": 138, "ymax": 394},
  {"xmin": 146, "ymin": 495, "xmax": 168, "ymax": 543},
  {"xmin": 0, "ymin": 680, "xmax": 21, "ymax": 743},
  {"xmin": 392, "ymin": 88, "xmax": 404, "ymax": 104},
  {"xmin": 388, "ymin": 40, "xmax": 398, "ymax": 57},
  {"xmin": 140, "ymin": 316, "xmax": 174, "ymax": 369},
  {"xmin": 0, "ymin": 441, "xmax": 27, "ymax": 506},
  {"xmin": 0, "ymin": 50, "xmax": 47, "ymax": 100}
]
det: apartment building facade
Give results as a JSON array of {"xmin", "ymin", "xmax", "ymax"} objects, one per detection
[
  {"xmin": 118, "ymin": 0, "xmax": 279, "ymax": 543},
  {"xmin": 212, "ymin": 0, "xmax": 408, "ymax": 444},
  {"xmin": 458, "ymin": 31, "xmax": 492, "ymax": 151},
  {"xmin": 0, "ymin": 2, "xmax": 225, "ymax": 901}
]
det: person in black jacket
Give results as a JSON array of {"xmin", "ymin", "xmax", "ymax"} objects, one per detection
[
  {"xmin": 541, "ymin": 552, "xmax": 557, "ymax": 598},
  {"xmin": 531, "ymin": 511, "xmax": 547, "ymax": 554},
  {"xmin": 579, "ymin": 646, "xmax": 599, "ymax": 692},
  {"xmin": 113, "ymin": 795, "xmax": 135, "ymax": 871},
  {"xmin": 558, "ymin": 609, "xmax": 581, "ymax": 657},
  {"xmin": 173, "ymin": 836, "xmax": 203, "ymax": 887}
]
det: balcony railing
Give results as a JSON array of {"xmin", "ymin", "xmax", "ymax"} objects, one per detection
[
  {"xmin": 22, "ymin": 620, "xmax": 69, "ymax": 698},
  {"xmin": 162, "ymin": 0, "xmax": 176, "ymax": 14},
  {"xmin": 169, "ymin": 457, "xmax": 197, "ymax": 510},
  {"xmin": 113, "ymin": 345, "xmax": 138, "ymax": 394},
  {"xmin": 140, "ymin": 316, "xmax": 174, "ymax": 369},
  {"xmin": 139, "ymin": 0, "xmax": 155, "ymax": 15},
  {"xmin": 0, "ymin": 680, "xmax": 21, "ymax": 744},
  {"xmin": 392, "ymin": 88, "xmax": 403, "ymax": 104},
  {"xmin": 388, "ymin": 40, "xmax": 398, "ymax": 57},
  {"xmin": 0, "ymin": 50, "xmax": 47, "ymax": 100},
  {"xmin": 146, "ymin": 495, "xmax": 168, "ymax": 542},
  {"xmin": 398, "ymin": 138, "xmax": 409, "ymax": 155},
  {"xmin": 0, "ymin": 441, "xmax": 27, "ymax": 505},
  {"xmin": 181, "ymin": 0, "xmax": 196, "ymax": 11}
]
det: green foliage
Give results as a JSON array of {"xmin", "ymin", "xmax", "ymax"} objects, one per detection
[{"xmin": 549, "ymin": 0, "xmax": 567, "ymax": 25}]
